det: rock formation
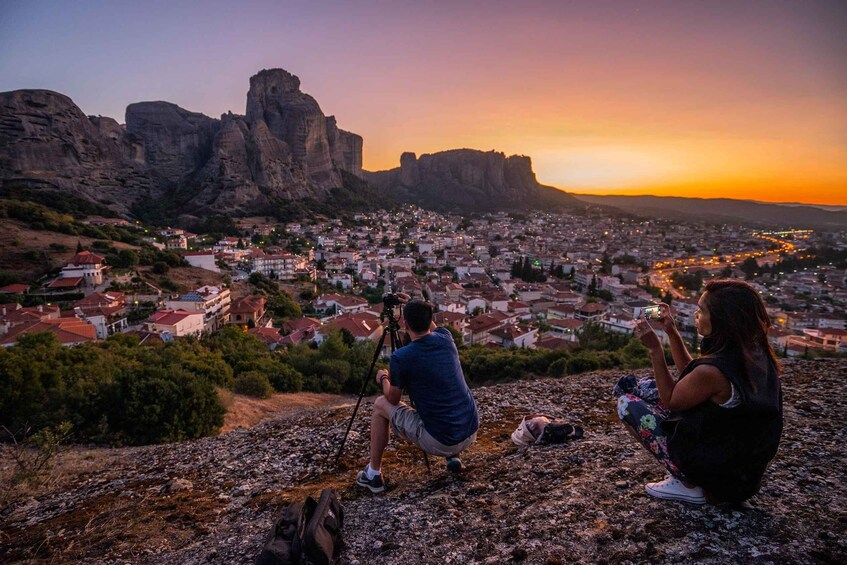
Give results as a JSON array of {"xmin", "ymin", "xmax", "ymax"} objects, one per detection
[
  {"xmin": 364, "ymin": 148, "xmax": 580, "ymax": 212},
  {"xmin": 0, "ymin": 90, "xmax": 160, "ymax": 213},
  {"xmin": 1, "ymin": 69, "xmax": 364, "ymax": 217}
]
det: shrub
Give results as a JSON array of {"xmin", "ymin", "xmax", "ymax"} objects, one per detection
[
  {"xmin": 269, "ymin": 364, "xmax": 304, "ymax": 392},
  {"xmin": 566, "ymin": 352, "xmax": 601, "ymax": 375},
  {"xmin": 234, "ymin": 371, "xmax": 274, "ymax": 399},
  {"xmin": 152, "ymin": 261, "xmax": 169, "ymax": 274}
]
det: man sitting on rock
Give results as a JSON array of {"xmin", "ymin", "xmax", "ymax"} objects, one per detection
[{"xmin": 356, "ymin": 299, "xmax": 479, "ymax": 493}]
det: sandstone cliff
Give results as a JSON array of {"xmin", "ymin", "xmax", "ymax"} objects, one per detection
[
  {"xmin": 0, "ymin": 90, "xmax": 160, "ymax": 214},
  {"xmin": 364, "ymin": 149, "xmax": 581, "ymax": 212},
  {"xmin": 2, "ymin": 358, "xmax": 843, "ymax": 564}
]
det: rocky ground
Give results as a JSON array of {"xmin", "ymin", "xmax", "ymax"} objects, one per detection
[{"xmin": 1, "ymin": 358, "xmax": 845, "ymax": 564}]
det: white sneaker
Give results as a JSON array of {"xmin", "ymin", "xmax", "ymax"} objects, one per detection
[{"xmin": 645, "ymin": 476, "xmax": 706, "ymax": 505}]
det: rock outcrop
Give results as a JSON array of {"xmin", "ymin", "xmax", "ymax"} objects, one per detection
[
  {"xmin": 2, "ymin": 358, "xmax": 844, "ymax": 564},
  {"xmin": 125, "ymin": 101, "xmax": 221, "ymax": 181},
  {"xmin": 0, "ymin": 90, "xmax": 160, "ymax": 213},
  {"xmin": 1, "ymin": 69, "xmax": 364, "ymax": 217},
  {"xmin": 364, "ymin": 149, "xmax": 580, "ymax": 212}
]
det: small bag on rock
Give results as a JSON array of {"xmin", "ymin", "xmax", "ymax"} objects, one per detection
[
  {"xmin": 510, "ymin": 413, "xmax": 584, "ymax": 446},
  {"xmin": 256, "ymin": 488, "xmax": 343, "ymax": 565}
]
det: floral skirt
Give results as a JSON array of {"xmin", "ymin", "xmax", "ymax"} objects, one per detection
[{"xmin": 613, "ymin": 375, "xmax": 686, "ymax": 480}]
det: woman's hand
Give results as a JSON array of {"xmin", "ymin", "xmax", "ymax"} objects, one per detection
[
  {"xmin": 635, "ymin": 318, "xmax": 663, "ymax": 353},
  {"xmin": 655, "ymin": 302, "xmax": 678, "ymax": 335}
]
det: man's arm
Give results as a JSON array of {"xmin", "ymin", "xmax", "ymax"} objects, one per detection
[{"xmin": 376, "ymin": 369, "xmax": 403, "ymax": 405}]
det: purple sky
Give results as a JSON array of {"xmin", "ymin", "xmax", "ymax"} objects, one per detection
[{"xmin": 1, "ymin": 0, "xmax": 845, "ymax": 204}]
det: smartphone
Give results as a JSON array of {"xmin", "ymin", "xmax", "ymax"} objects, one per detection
[{"xmin": 643, "ymin": 305, "xmax": 662, "ymax": 319}]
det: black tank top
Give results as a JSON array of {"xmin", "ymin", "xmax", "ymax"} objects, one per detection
[{"xmin": 664, "ymin": 346, "xmax": 783, "ymax": 503}]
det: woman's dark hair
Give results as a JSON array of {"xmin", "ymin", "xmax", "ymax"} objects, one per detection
[
  {"xmin": 701, "ymin": 279, "xmax": 781, "ymax": 386},
  {"xmin": 403, "ymin": 300, "xmax": 433, "ymax": 333}
]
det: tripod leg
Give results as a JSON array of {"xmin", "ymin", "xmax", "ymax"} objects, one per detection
[{"xmin": 333, "ymin": 328, "xmax": 388, "ymax": 466}]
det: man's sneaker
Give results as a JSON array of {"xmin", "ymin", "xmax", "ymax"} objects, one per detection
[
  {"xmin": 645, "ymin": 476, "xmax": 706, "ymax": 505},
  {"xmin": 356, "ymin": 469, "xmax": 386, "ymax": 493},
  {"xmin": 446, "ymin": 456, "xmax": 463, "ymax": 473}
]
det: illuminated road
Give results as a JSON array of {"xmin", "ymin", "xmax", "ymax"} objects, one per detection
[{"xmin": 646, "ymin": 230, "xmax": 811, "ymax": 299}]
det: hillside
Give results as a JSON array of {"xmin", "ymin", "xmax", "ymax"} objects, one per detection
[{"xmin": 1, "ymin": 358, "xmax": 845, "ymax": 564}]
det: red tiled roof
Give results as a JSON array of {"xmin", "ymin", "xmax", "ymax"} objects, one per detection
[
  {"xmin": 147, "ymin": 309, "xmax": 203, "ymax": 326},
  {"xmin": 284, "ymin": 317, "xmax": 322, "ymax": 333},
  {"xmin": 0, "ymin": 318, "xmax": 96, "ymax": 345},
  {"xmin": 48, "ymin": 277, "xmax": 84, "ymax": 289},
  {"xmin": 70, "ymin": 251, "xmax": 105, "ymax": 265},
  {"xmin": 230, "ymin": 295, "xmax": 267, "ymax": 315},
  {"xmin": 0, "ymin": 284, "xmax": 29, "ymax": 293},
  {"xmin": 536, "ymin": 336, "xmax": 578, "ymax": 351},
  {"xmin": 248, "ymin": 327, "xmax": 284, "ymax": 344}
]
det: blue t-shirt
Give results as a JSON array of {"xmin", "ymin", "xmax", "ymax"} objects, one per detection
[{"xmin": 389, "ymin": 327, "xmax": 479, "ymax": 446}]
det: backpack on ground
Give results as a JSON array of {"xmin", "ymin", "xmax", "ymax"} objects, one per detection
[{"xmin": 256, "ymin": 488, "xmax": 344, "ymax": 565}]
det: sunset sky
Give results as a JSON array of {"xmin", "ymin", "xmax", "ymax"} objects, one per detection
[{"xmin": 1, "ymin": 0, "xmax": 845, "ymax": 205}]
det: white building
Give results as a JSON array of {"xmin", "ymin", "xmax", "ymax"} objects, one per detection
[
  {"xmin": 252, "ymin": 251, "xmax": 312, "ymax": 280},
  {"xmin": 165, "ymin": 285, "xmax": 231, "ymax": 333},
  {"xmin": 184, "ymin": 251, "xmax": 219, "ymax": 272},
  {"xmin": 59, "ymin": 251, "xmax": 106, "ymax": 286}
]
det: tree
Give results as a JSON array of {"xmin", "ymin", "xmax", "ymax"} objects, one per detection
[
  {"xmin": 588, "ymin": 275, "xmax": 598, "ymax": 297},
  {"xmin": 76, "ymin": 240, "xmax": 83, "ymax": 253},
  {"xmin": 662, "ymin": 292, "xmax": 674, "ymax": 306}
]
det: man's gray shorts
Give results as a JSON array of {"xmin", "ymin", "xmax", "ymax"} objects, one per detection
[{"xmin": 390, "ymin": 402, "xmax": 476, "ymax": 457}]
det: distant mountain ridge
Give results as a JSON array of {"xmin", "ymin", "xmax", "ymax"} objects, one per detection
[{"xmin": 573, "ymin": 194, "xmax": 847, "ymax": 230}]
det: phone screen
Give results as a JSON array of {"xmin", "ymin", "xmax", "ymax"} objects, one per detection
[{"xmin": 643, "ymin": 306, "xmax": 661, "ymax": 319}]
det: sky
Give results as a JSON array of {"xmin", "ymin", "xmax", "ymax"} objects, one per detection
[{"xmin": 1, "ymin": 0, "xmax": 846, "ymax": 205}]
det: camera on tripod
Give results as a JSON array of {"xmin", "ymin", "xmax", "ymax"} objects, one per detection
[{"xmin": 382, "ymin": 293, "xmax": 402, "ymax": 308}]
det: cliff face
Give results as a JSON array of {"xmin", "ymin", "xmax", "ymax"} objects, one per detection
[
  {"xmin": 126, "ymin": 68, "xmax": 364, "ymax": 216},
  {"xmin": 364, "ymin": 148, "xmax": 579, "ymax": 212},
  {"xmin": 0, "ymin": 90, "xmax": 160, "ymax": 213},
  {"xmin": 0, "ymin": 69, "xmax": 364, "ymax": 217}
]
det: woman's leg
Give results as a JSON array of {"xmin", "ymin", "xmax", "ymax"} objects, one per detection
[{"xmin": 616, "ymin": 393, "xmax": 687, "ymax": 481}]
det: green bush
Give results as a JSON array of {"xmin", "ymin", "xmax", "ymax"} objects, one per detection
[
  {"xmin": 566, "ymin": 352, "xmax": 601, "ymax": 375},
  {"xmin": 234, "ymin": 371, "xmax": 274, "ymax": 399},
  {"xmin": 269, "ymin": 364, "xmax": 304, "ymax": 392}
]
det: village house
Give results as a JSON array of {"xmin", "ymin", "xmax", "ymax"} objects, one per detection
[
  {"xmin": 144, "ymin": 309, "xmax": 205, "ymax": 338},
  {"xmin": 313, "ymin": 312, "xmax": 382, "ymax": 344},
  {"xmin": 53, "ymin": 251, "xmax": 107, "ymax": 288},
  {"xmin": 228, "ymin": 295, "xmax": 268, "ymax": 328},
  {"xmin": 314, "ymin": 294, "xmax": 370, "ymax": 316},
  {"xmin": 547, "ymin": 318, "xmax": 583, "ymax": 342},
  {"xmin": 489, "ymin": 324, "xmax": 538, "ymax": 349},
  {"xmin": 71, "ymin": 291, "xmax": 128, "ymax": 339}
]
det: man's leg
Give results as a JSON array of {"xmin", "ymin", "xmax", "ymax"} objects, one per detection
[{"xmin": 369, "ymin": 396, "xmax": 393, "ymax": 472}]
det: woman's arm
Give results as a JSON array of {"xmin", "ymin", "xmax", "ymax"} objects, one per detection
[
  {"xmin": 656, "ymin": 303, "xmax": 693, "ymax": 369},
  {"xmin": 636, "ymin": 318, "xmax": 722, "ymax": 410}
]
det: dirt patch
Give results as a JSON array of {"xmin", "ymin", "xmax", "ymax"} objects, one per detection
[{"xmin": 221, "ymin": 391, "xmax": 352, "ymax": 434}]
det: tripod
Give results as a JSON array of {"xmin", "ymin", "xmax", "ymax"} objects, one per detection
[{"xmin": 333, "ymin": 296, "xmax": 431, "ymax": 472}]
